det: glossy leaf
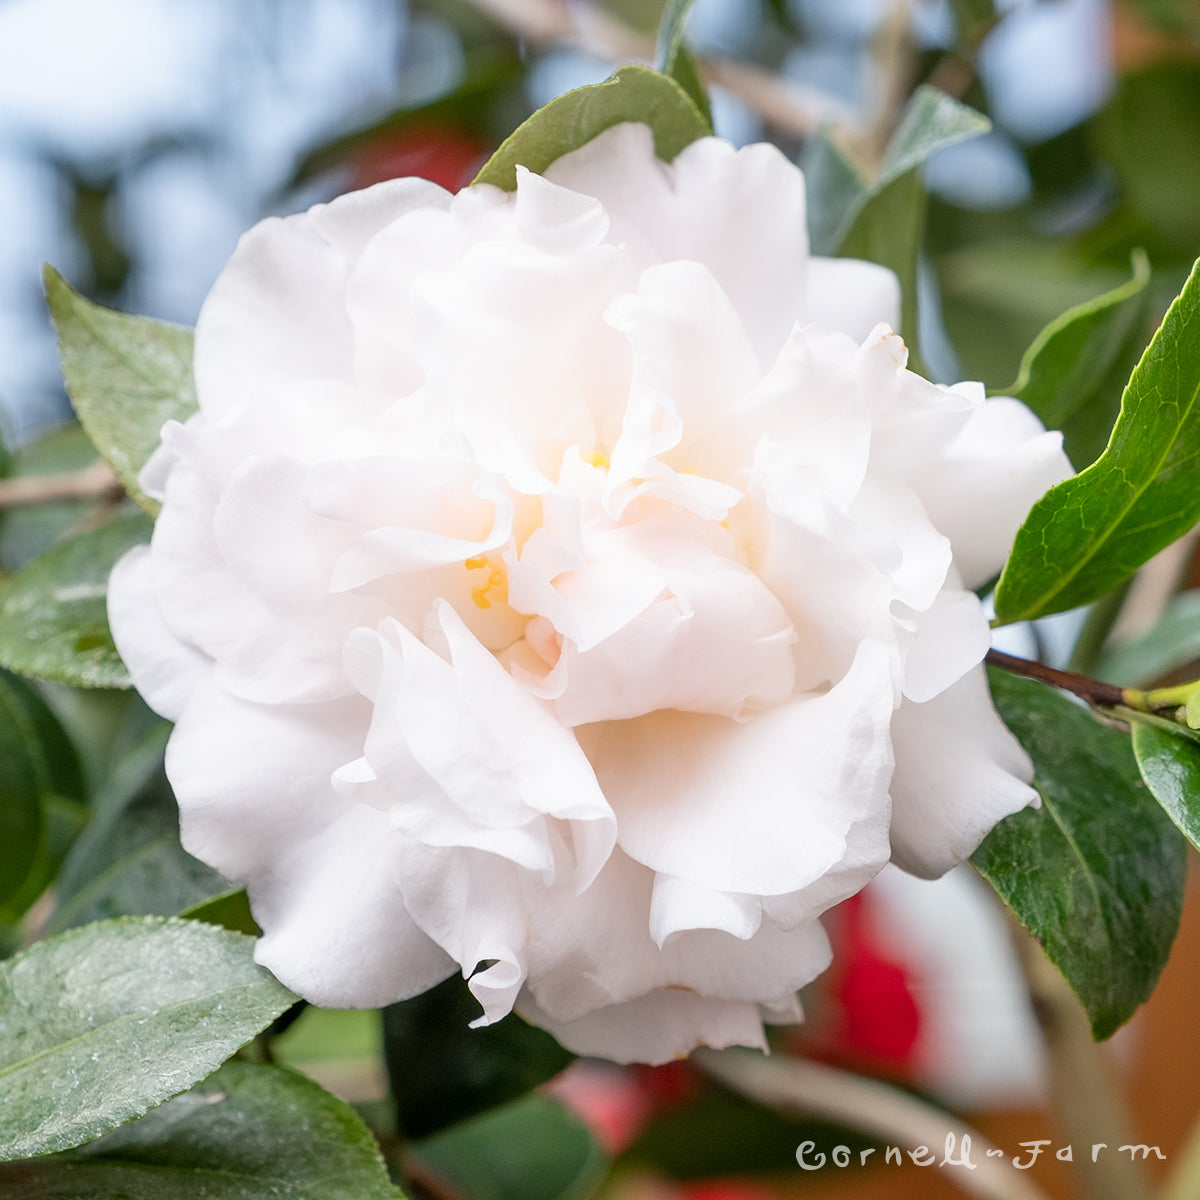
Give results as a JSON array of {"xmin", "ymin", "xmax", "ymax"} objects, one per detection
[
  {"xmin": 383, "ymin": 973, "xmax": 573, "ymax": 1139},
  {"xmin": 804, "ymin": 132, "xmax": 867, "ymax": 259},
  {"xmin": 1005, "ymin": 250, "xmax": 1152, "ymax": 470},
  {"xmin": 839, "ymin": 172, "xmax": 928, "ymax": 364},
  {"xmin": 1132, "ymin": 722, "xmax": 1200, "ymax": 852},
  {"xmin": 815, "ymin": 87, "xmax": 989, "ymax": 362},
  {"xmin": 180, "ymin": 889, "xmax": 261, "ymax": 937},
  {"xmin": 408, "ymin": 1094, "xmax": 606, "ymax": 1200},
  {"xmin": 50, "ymin": 723, "xmax": 226, "ymax": 933},
  {"xmin": 44, "ymin": 267, "xmax": 196, "ymax": 515},
  {"xmin": 973, "ymin": 668, "xmax": 1186, "ymax": 1039},
  {"xmin": 0, "ymin": 917, "xmax": 295, "ymax": 1161},
  {"xmin": 994, "ymin": 257, "xmax": 1200, "ymax": 623},
  {"xmin": 812, "ymin": 86, "xmax": 990, "ymax": 254},
  {"xmin": 656, "ymin": 0, "xmax": 713, "ymax": 131},
  {"xmin": 0, "ymin": 511, "xmax": 151, "ymax": 688},
  {"xmin": 0, "ymin": 1061, "xmax": 403, "ymax": 1200},
  {"xmin": 472, "ymin": 65, "xmax": 709, "ymax": 191},
  {"xmin": 0, "ymin": 669, "xmax": 86, "ymax": 920}
]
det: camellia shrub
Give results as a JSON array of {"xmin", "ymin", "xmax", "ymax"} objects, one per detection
[{"xmin": 3, "ymin": 9, "xmax": 1200, "ymax": 1200}]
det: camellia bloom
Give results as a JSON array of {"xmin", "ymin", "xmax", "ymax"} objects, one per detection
[{"xmin": 108, "ymin": 122, "xmax": 1070, "ymax": 1064}]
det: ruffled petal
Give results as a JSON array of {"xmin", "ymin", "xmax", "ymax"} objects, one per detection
[
  {"xmin": 545, "ymin": 123, "xmax": 810, "ymax": 363},
  {"xmin": 196, "ymin": 178, "xmax": 450, "ymax": 411},
  {"xmin": 522, "ymin": 849, "xmax": 832, "ymax": 1027},
  {"xmin": 166, "ymin": 679, "xmax": 453, "ymax": 1007},
  {"xmin": 517, "ymin": 988, "xmax": 769, "ymax": 1065},
  {"xmin": 107, "ymin": 545, "xmax": 208, "ymax": 723},
  {"xmin": 914, "ymin": 397, "xmax": 1073, "ymax": 589},
  {"xmin": 803, "ymin": 256, "xmax": 901, "ymax": 338},
  {"xmin": 582, "ymin": 639, "xmax": 895, "ymax": 896},
  {"xmin": 343, "ymin": 604, "xmax": 615, "ymax": 888},
  {"xmin": 889, "ymin": 666, "xmax": 1038, "ymax": 878}
]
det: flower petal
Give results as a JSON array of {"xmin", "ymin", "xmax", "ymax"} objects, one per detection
[
  {"xmin": 582, "ymin": 639, "xmax": 895, "ymax": 896},
  {"xmin": 166, "ymin": 679, "xmax": 453, "ymax": 1007},
  {"xmin": 545, "ymin": 124, "xmax": 810, "ymax": 364},
  {"xmin": 889, "ymin": 666, "xmax": 1038, "ymax": 878},
  {"xmin": 107, "ymin": 545, "xmax": 207, "ymax": 722},
  {"xmin": 196, "ymin": 178, "xmax": 450, "ymax": 412},
  {"xmin": 517, "ymin": 988, "xmax": 768, "ymax": 1066},
  {"xmin": 803, "ymin": 256, "xmax": 901, "ymax": 338},
  {"xmin": 914, "ymin": 397, "xmax": 1073, "ymax": 589}
]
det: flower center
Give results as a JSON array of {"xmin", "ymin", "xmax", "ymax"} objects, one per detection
[{"xmin": 465, "ymin": 555, "xmax": 509, "ymax": 610}]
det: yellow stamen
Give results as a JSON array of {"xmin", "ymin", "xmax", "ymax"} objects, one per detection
[
  {"xmin": 470, "ymin": 566, "xmax": 508, "ymax": 610},
  {"xmin": 465, "ymin": 555, "xmax": 508, "ymax": 610},
  {"xmin": 585, "ymin": 450, "xmax": 610, "ymax": 470}
]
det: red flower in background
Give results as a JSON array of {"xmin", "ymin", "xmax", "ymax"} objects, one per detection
[
  {"xmin": 349, "ymin": 121, "xmax": 487, "ymax": 192},
  {"xmin": 789, "ymin": 888, "xmax": 924, "ymax": 1077}
]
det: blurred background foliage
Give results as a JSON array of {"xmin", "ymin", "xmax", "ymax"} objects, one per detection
[
  {"xmin": 3, "ymin": 1, "xmax": 1200, "ymax": 1198},
  {"xmin": 0, "ymin": 0, "xmax": 1197, "ymax": 448}
]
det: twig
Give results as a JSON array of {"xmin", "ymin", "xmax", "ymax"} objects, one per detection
[
  {"xmin": 986, "ymin": 648, "xmax": 1127, "ymax": 710},
  {"xmin": 859, "ymin": 0, "xmax": 917, "ymax": 173},
  {"xmin": 987, "ymin": 647, "xmax": 1200, "ymax": 738},
  {"xmin": 694, "ymin": 1047, "xmax": 1054, "ymax": 1200},
  {"xmin": 0, "ymin": 460, "xmax": 123, "ymax": 508}
]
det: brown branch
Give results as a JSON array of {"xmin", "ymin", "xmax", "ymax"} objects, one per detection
[
  {"xmin": 0, "ymin": 460, "xmax": 124, "ymax": 508},
  {"xmin": 985, "ymin": 649, "xmax": 1128, "ymax": 710}
]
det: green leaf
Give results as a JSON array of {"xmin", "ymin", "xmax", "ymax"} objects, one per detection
[
  {"xmin": 472, "ymin": 65, "xmax": 709, "ymax": 191},
  {"xmin": 814, "ymin": 85, "xmax": 991, "ymax": 255},
  {"xmin": 0, "ymin": 511, "xmax": 151, "ymax": 688},
  {"xmin": 973, "ymin": 668, "xmax": 1186, "ymax": 1039},
  {"xmin": 44, "ymin": 266, "xmax": 196, "ymax": 516},
  {"xmin": 49, "ymin": 722, "xmax": 227, "ymax": 933},
  {"xmin": 1132, "ymin": 722, "xmax": 1200, "ymax": 853},
  {"xmin": 0, "ymin": 1061, "xmax": 403, "ymax": 1199},
  {"xmin": 0, "ymin": 669, "xmax": 86, "ymax": 921},
  {"xmin": 994, "ymin": 257, "xmax": 1200, "ymax": 623},
  {"xmin": 180, "ymin": 889, "xmax": 261, "ymax": 938},
  {"xmin": 655, "ymin": 0, "xmax": 713, "ymax": 132},
  {"xmin": 820, "ymin": 87, "xmax": 990, "ymax": 363},
  {"xmin": 838, "ymin": 172, "xmax": 928, "ymax": 368},
  {"xmin": 383, "ymin": 973, "xmax": 573, "ymax": 1139},
  {"xmin": 803, "ymin": 132, "xmax": 868, "ymax": 259},
  {"xmin": 408, "ymin": 1094, "xmax": 607, "ymax": 1200},
  {"xmin": 1004, "ymin": 250, "xmax": 1152, "ymax": 471},
  {"xmin": 0, "ymin": 677, "xmax": 47, "ymax": 914},
  {"xmin": 0, "ymin": 916, "xmax": 296, "ymax": 1160}
]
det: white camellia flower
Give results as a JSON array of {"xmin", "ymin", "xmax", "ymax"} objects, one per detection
[{"xmin": 108, "ymin": 122, "xmax": 1071, "ymax": 1064}]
